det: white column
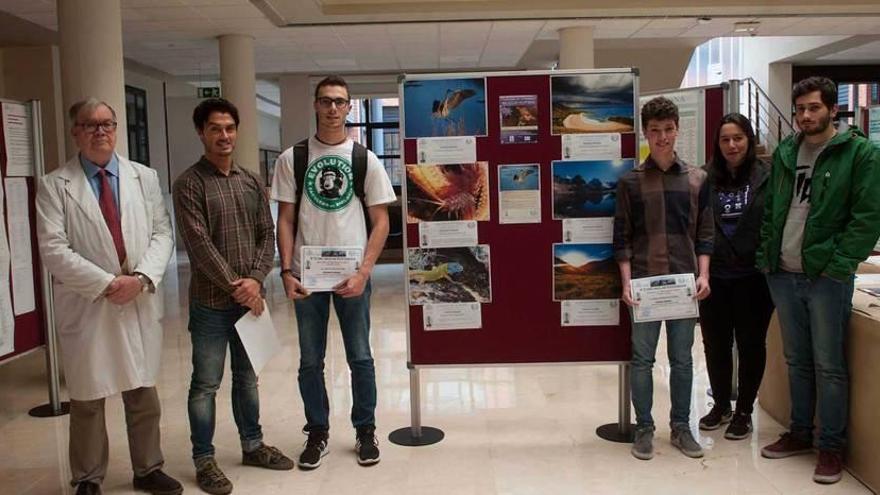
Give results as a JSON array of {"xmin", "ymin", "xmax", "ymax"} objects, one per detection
[
  {"xmin": 57, "ymin": 0, "xmax": 128, "ymax": 158},
  {"xmin": 558, "ymin": 26, "xmax": 595, "ymax": 70},
  {"xmin": 279, "ymin": 74, "xmax": 312, "ymax": 150},
  {"xmin": 219, "ymin": 34, "xmax": 259, "ymax": 174}
]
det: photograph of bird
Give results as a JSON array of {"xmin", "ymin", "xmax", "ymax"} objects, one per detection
[
  {"xmin": 432, "ymin": 88, "xmax": 477, "ymax": 118},
  {"xmin": 512, "ymin": 168, "xmax": 537, "ymax": 183}
]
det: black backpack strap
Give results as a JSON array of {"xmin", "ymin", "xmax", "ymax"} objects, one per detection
[
  {"xmin": 292, "ymin": 138, "xmax": 309, "ymax": 240},
  {"xmin": 351, "ymin": 141, "xmax": 372, "ymax": 234}
]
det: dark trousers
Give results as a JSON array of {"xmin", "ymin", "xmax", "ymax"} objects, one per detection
[{"xmin": 699, "ymin": 273, "xmax": 774, "ymax": 414}]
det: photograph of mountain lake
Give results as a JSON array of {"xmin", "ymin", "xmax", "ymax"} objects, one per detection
[
  {"xmin": 403, "ymin": 77, "xmax": 487, "ymax": 138},
  {"xmin": 552, "ymin": 159, "xmax": 634, "ymax": 219},
  {"xmin": 553, "ymin": 243, "xmax": 621, "ymax": 300},
  {"xmin": 551, "ymin": 73, "xmax": 635, "ymax": 135}
]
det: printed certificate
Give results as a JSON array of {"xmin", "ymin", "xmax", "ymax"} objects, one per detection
[
  {"xmin": 416, "ymin": 136, "xmax": 477, "ymax": 164},
  {"xmin": 561, "ymin": 133, "xmax": 622, "ymax": 161},
  {"xmin": 419, "ymin": 220, "xmax": 478, "ymax": 248},
  {"xmin": 561, "ymin": 299, "xmax": 620, "ymax": 326},
  {"xmin": 301, "ymin": 246, "xmax": 364, "ymax": 291},
  {"xmin": 423, "ymin": 302, "xmax": 482, "ymax": 331},
  {"xmin": 630, "ymin": 273, "xmax": 699, "ymax": 323}
]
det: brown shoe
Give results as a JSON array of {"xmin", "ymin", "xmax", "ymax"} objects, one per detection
[
  {"xmin": 813, "ymin": 450, "xmax": 844, "ymax": 484},
  {"xmin": 195, "ymin": 457, "xmax": 232, "ymax": 495},
  {"xmin": 133, "ymin": 469, "xmax": 183, "ymax": 495},
  {"xmin": 242, "ymin": 443, "xmax": 295, "ymax": 470},
  {"xmin": 761, "ymin": 432, "xmax": 813, "ymax": 459}
]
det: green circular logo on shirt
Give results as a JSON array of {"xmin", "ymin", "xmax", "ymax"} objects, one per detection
[{"xmin": 304, "ymin": 155, "xmax": 354, "ymax": 212}]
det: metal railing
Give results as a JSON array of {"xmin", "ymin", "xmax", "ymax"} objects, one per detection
[{"xmin": 730, "ymin": 78, "xmax": 795, "ymax": 154}]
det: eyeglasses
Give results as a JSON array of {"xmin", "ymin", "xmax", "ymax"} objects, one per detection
[
  {"xmin": 316, "ymin": 97, "xmax": 350, "ymax": 109},
  {"xmin": 76, "ymin": 120, "xmax": 118, "ymax": 133}
]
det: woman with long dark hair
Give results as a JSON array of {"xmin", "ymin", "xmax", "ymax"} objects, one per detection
[{"xmin": 698, "ymin": 113, "xmax": 775, "ymax": 439}]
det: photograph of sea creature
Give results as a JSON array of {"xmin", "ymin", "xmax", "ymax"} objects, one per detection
[
  {"xmin": 403, "ymin": 77, "xmax": 487, "ymax": 138},
  {"xmin": 552, "ymin": 159, "xmax": 634, "ymax": 219},
  {"xmin": 406, "ymin": 162, "xmax": 490, "ymax": 223},
  {"xmin": 408, "ymin": 246, "xmax": 492, "ymax": 305},
  {"xmin": 551, "ymin": 73, "xmax": 635, "ymax": 135},
  {"xmin": 553, "ymin": 243, "xmax": 621, "ymax": 300}
]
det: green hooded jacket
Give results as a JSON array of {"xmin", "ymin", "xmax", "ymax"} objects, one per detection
[{"xmin": 756, "ymin": 125, "xmax": 880, "ymax": 280}]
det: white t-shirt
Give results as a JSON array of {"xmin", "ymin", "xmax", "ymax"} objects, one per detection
[
  {"xmin": 779, "ymin": 137, "xmax": 830, "ymax": 272},
  {"xmin": 271, "ymin": 137, "xmax": 397, "ymax": 276}
]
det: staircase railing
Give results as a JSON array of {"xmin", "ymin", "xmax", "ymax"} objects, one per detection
[{"xmin": 729, "ymin": 78, "xmax": 795, "ymax": 154}]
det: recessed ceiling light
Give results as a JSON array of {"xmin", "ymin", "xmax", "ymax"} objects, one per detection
[{"xmin": 733, "ymin": 21, "xmax": 760, "ymax": 33}]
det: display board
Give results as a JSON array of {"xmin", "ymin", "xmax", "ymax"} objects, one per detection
[
  {"xmin": 639, "ymin": 84, "xmax": 728, "ymax": 168},
  {"xmin": 0, "ymin": 100, "xmax": 45, "ymax": 362},
  {"xmin": 869, "ymin": 105, "xmax": 880, "ymax": 149},
  {"xmin": 401, "ymin": 70, "xmax": 637, "ymax": 366}
]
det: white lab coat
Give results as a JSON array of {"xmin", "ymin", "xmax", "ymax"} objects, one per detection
[{"xmin": 35, "ymin": 154, "xmax": 174, "ymax": 401}]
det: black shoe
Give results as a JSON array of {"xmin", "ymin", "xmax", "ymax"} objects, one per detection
[
  {"xmin": 298, "ymin": 430, "xmax": 329, "ymax": 470},
  {"xmin": 243, "ymin": 443, "xmax": 295, "ymax": 470},
  {"xmin": 356, "ymin": 425, "xmax": 380, "ymax": 466},
  {"xmin": 724, "ymin": 412, "xmax": 753, "ymax": 440},
  {"xmin": 133, "ymin": 469, "xmax": 183, "ymax": 495},
  {"xmin": 698, "ymin": 405, "xmax": 732, "ymax": 431},
  {"xmin": 75, "ymin": 481, "xmax": 101, "ymax": 495}
]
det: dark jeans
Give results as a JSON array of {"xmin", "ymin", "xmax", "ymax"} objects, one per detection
[
  {"xmin": 187, "ymin": 301, "xmax": 263, "ymax": 461},
  {"xmin": 766, "ymin": 271, "xmax": 853, "ymax": 451},
  {"xmin": 699, "ymin": 273, "xmax": 774, "ymax": 414},
  {"xmin": 293, "ymin": 282, "xmax": 376, "ymax": 433}
]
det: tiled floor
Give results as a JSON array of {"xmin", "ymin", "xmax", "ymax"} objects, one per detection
[{"xmin": 0, "ymin": 256, "xmax": 872, "ymax": 494}]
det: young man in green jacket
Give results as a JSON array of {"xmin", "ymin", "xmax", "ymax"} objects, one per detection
[{"xmin": 756, "ymin": 76, "xmax": 880, "ymax": 484}]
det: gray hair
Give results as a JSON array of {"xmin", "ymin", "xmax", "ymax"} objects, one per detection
[{"xmin": 68, "ymin": 98, "xmax": 117, "ymax": 124}]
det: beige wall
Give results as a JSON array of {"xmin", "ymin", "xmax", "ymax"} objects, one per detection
[
  {"xmin": 596, "ymin": 40, "xmax": 700, "ymax": 93},
  {"xmin": 0, "ymin": 45, "xmax": 66, "ymax": 172}
]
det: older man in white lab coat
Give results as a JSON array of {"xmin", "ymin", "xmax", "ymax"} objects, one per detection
[{"xmin": 36, "ymin": 98, "xmax": 180, "ymax": 495}]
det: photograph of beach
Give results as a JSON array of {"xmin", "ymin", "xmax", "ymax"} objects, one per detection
[
  {"xmin": 552, "ymin": 159, "xmax": 634, "ymax": 219},
  {"xmin": 553, "ymin": 243, "xmax": 621, "ymax": 300},
  {"xmin": 403, "ymin": 77, "xmax": 487, "ymax": 138},
  {"xmin": 551, "ymin": 73, "xmax": 635, "ymax": 135}
]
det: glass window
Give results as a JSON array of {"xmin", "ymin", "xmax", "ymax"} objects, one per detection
[{"xmin": 125, "ymin": 85, "xmax": 149, "ymax": 166}]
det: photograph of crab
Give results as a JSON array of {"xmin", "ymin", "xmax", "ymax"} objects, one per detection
[
  {"xmin": 553, "ymin": 243, "xmax": 621, "ymax": 300},
  {"xmin": 403, "ymin": 77, "xmax": 487, "ymax": 138},
  {"xmin": 408, "ymin": 245, "xmax": 492, "ymax": 305},
  {"xmin": 406, "ymin": 162, "xmax": 491, "ymax": 223}
]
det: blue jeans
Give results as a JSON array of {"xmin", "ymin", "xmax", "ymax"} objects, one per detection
[
  {"xmin": 294, "ymin": 282, "xmax": 376, "ymax": 432},
  {"xmin": 630, "ymin": 316, "xmax": 697, "ymax": 429},
  {"xmin": 766, "ymin": 271, "xmax": 853, "ymax": 451},
  {"xmin": 187, "ymin": 301, "xmax": 263, "ymax": 461}
]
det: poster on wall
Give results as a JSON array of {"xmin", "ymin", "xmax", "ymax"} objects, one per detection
[
  {"xmin": 408, "ymin": 245, "xmax": 492, "ymax": 305},
  {"xmin": 403, "ymin": 77, "xmax": 487, "ymax": 138},
  {"xmin": 553, "ymin": 243, "xmax": 621, "ymax": 301},
  {"xmin": 0, "ymin": 178, "xmax": 14, "ymax": 356},
  {"xmin": 406, "ymin": 162, "xmax": 490, "ymax": 223},
  {"xmin": 639, "ymin": 90, "xmax": 704, "ymax": 166},
  {"xmin": 498, "ymin": 164, "xmax": 541, "ymax": 224},
  {"xmin": 552, "ymin": 159, "xmax": 634, "ymax": 219},
  {"xmin": 499, "ymin": 95, "xmax": 539, "ymax": 144},
  {"xmin": 869, "ymin": 106, "xmax": 880, "ymax": 148},
  {"xmin": 6, "ymin": 178, "xmax": 36, "ymax": 315},
  {"xmin": 1, "ymin": 102, "xmax": 35, "ymax": 176},
  {"xmin": 551, "ymin": 73, "xmax": 635, "ymax": 135}
]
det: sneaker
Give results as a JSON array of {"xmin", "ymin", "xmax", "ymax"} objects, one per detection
[
  {"xmin": 671, "ymin": 427, "xmax": 704, "ymax": 458},
  {"xmin": 298, "ymin": 430, "xmax": 329, "ymax": 470},
  {"xmin": 356, "ymin": 425, "xmax": 381, "ymax": 466},
  {"xmin": 761, "ymin": 432, "xmax": 813, "ymax": 459},
  {"xmin": 724, "ymin": 412, "xmax": 752, "ymax": 440},
  {"xmin": 698, "ymin": 406, "xmax": 732, "ymax": 431},
  {"xmin": 630, "ymin": 426, "xmax": 655, "ymax": 460},
  {"xmin": 813, "ymin": 450, "xmax": 844, "ymax": 484},
  {"xmin": 195, "ymin": 458, "xmax": 232, "ymax": 495},
  {"xmin": 242, "ymin": 443, "xmax": 295, "ymax": 470},
  {"xmin": 132, "ymin": 469, "xmax": 183, "ymax": 495}
]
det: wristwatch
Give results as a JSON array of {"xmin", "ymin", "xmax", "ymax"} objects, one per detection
[
  {"xmin": 280, "ymin": 269, "xmax": 294, "ymax": 278},
  {"xmin": 134, "ymin": 272, "xmax": 152, "ymax": 292}
]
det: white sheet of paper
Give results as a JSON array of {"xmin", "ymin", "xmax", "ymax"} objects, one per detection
[
  {"xmin": 562, "ymin": 218, "xmax": 613, "ymax": 243},
  {"xmin": 498, "ymin": 164, "xmax": 541, "ymax": 224},
  {"xmin": 0, "ymin": 177, "xmax": 14, "ymax": 356},
  {"xmin": 855, "ymin": 273, "xmax": 880, "ymax": 287},
  {"xmin": 631, "ymin": 273, "xmax": 699, "ymax": 323},
  {"xmin": 5, "ymin": 178, "xmax": 35, "ymax": 315},
  {"xmin": 301, "ymin": 246, "xmax": 363, "ymax": 291},
  {"xmin": 416, "ymin": 136, "xmax": 477, "ymax": 165},
  {"xmin": 234, "ymin": 303, "xmax": 280, "ymax": 376},
  {"xmin": 561, "ymin": 299, "xmax": 620, "ymax": 326},
  {"xmin": 418, "ymin": 220, "xmax": 478, "ymax": 248},
  {"xmin": 423, "ymin": 302, "xmax": 482, "ymax": 331},
  {"xmin": 561, "ymin": 133, "xmax": 622, "ymax": 161},
  {"xmin": 2, "ymin": 103, "xmax": 34, "ymax": 177}
]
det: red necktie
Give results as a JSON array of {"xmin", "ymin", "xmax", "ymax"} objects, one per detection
[{"xmin": 98, "ymin": 169, "xmax": 126, "ymax": 265}]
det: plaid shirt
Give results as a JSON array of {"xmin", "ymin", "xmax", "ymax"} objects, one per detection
[
  {"xmin": 172, "ymin": 157, "xmax": 275, "ymax": 309},
  {"xmin": 613, "ymin": 155, "xmax": 714, "ymax": 278}
]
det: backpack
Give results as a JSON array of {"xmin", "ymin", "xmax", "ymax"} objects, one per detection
[{"xmin": 292, "ymin": 138, "xmax": 372, "ymax": 236}]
